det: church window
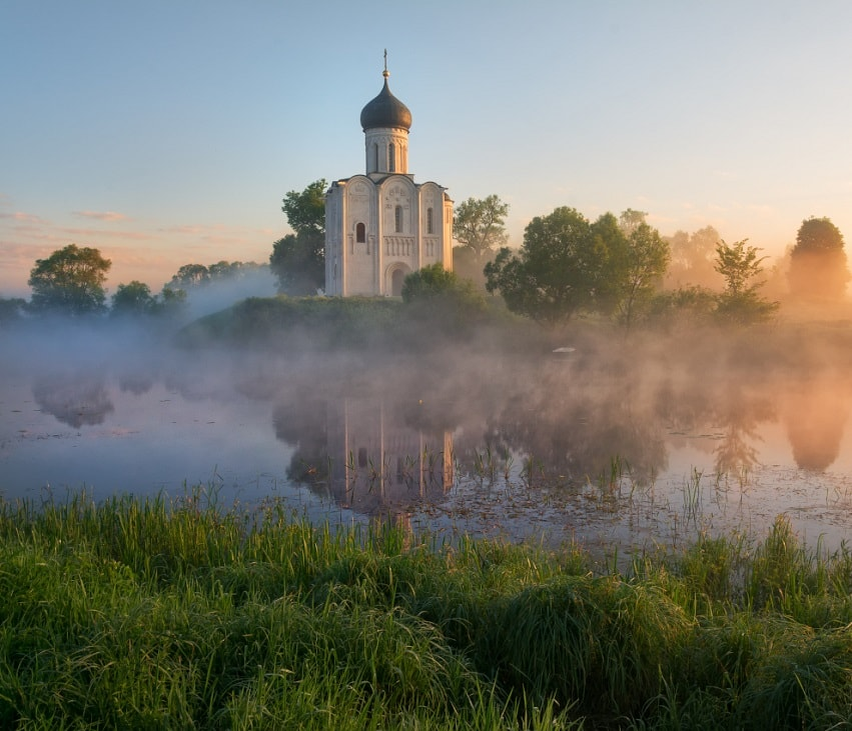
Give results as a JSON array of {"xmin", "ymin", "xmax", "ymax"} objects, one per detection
[
  {"xmin": 356, "ymin": 222, "xmax": 366, "ymax": 243},
  {"xmin": 426, "ymin": 207, "xmax": 434, "ymax": 234},
  {"xmin": 394, "ymin": 205, "xmax": 403, "ymax": 233},
  {"xmin": 371, "ymin": 143, "xmax": 378, "ymax": 172},
  {"xmin": 358, "ymin": 448, "xmax": 368, "ymax": 468},
  {"xmin": 389, "ymin": 143, "xmax": 396, "ymax": 172}
]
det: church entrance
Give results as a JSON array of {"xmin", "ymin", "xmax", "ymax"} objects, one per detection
[{"xmin": 389, "ymin": 266, "xmax": 410, "ymax": 297}]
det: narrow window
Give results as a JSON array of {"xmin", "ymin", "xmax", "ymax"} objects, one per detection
[
  {"xmin": 371, "ymin": 143, "xmax": 378, "ymax": 172},
  {"xmin": 426, "ymin": 207, "xmax": 434, "ymax": 234},
  {"xmin": 356, "ymin": 222, "xmax": 366, "ymax": 243},
  {"xmin": 394, "ymin": 205, "xmax": 403, "ymax": 233},
  {"xmin": 388, "ymin": 143, "xmax": 396, "ymax": 172},
  {"xmin": 358, "ymin": 448, "xmax": 368, "ymax": 468}
]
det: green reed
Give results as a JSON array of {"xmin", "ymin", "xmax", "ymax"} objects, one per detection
[{"xmin": 1, "ymin": 490, "xmax": 852, "ymax": 729}]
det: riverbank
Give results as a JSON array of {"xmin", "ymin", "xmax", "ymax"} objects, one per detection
[{"xmin": 1, "ymin": 489, "xmax": 851, "ymax": 729}]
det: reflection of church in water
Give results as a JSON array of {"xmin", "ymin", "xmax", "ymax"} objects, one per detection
[
  {"xmin": 324, "ymin": 398, "xmax": 454, "ymax": 518},
  {"xmin": 324, "ymin": 56, "xmax": 454, "ymax": 296}
]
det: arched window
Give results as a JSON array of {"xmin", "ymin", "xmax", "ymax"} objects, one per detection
[
  {"xmin": 426, "ymin": 207, "xmax": 434, "ymax": 234},
  {"xmin": 356, "ymin": 222, "xmax": 366, "ymax": 243},
  {"xmin": 388, "ymin": 143, "xmax": 396, "ymax": 172},
  {"xmin": 394, "ymin": 205, "xmax": 403, "ymax": 233},
  {"xmin": 371, "ymin": 143, "xmax": 378, "ymax": 172}
]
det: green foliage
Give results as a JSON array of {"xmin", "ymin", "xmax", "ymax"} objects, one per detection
[
  {"xmin": 485, "ymin": 206, "xmax": 653, "ymax": 327},
  {"xmin": 615, "ymin": 215, "xmax": 671, "ymax": 330},
  {"xmin": 0, "ymin": 297, "xmax": 27, "ymax": 324},
  {"xmin": 170, "ymin": 262, "xmax": 210, "ymax": 289},
  {"xmin": 271, "ymin": 179, "xmax": 328, "ymax": 294},
  {"xmin": 270, "ymin": 231, "xmax": 325, "ymax": 295},
  {"xmin": 3, "ymin": 493, "xmax": 852, "ymax": 728},
  {"xmin": 713, "ymin": 239, "xmax": 778, "ymax": 325},
  {"xmin": 788, "ymin": 217, "xmax": 850, "ymax": 301},
  {"xmin": 111, "ymin": 281, "xmax": 188, "ymax": 319},
  {"xmin": 485, "ymin": 207, "xmax": 596, "ymax": 325},
  {"xmin": 27, "ymin": 244, "xmax": 111, "ymax": 316},
  {"xmin": 282, "ymin": 179, "xmax": 327, "ymax": 237},
  {"xmin": 453, "ymin": 194, "xmax": 509, "ymax": 264},
  {"xmin": 110, "ymin": 280, "xmax": 155, "ymax": 316}
]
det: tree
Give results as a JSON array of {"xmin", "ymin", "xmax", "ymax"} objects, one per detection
[
  {"xmin": 453, "ymin": 195, "xmax": 509, "ymax": 264},
  {"xmin": 615, "ymin": 214, "xmax": 671, "ymax": 330},
  {"xmin": 170, "ymin": 263, "xmax": 210, "ymax": 289},
  {"xmin": 271, "ymin": 180, "xmax": 327, "ymax": 294},
  {"xmin": 28, "ymin": 244, "xmax": 111, "ymax": 315},
  {"xmin": 484, "ymin": 207, "xmax": 620, "ymax": 325},
  {"xmin": 282, "ymin": 179, "xmax": 327, "ymax": 237},
  {"xmin": 401, "ymin": 263, "xmax": 485, "ymax": 309},
  {"xmin": 713, "ymin": 239, "xmax": 778, "ymax": 324},
  {"xmin": 111, "ymin": 281, "xmax": 155, "ymax": 317},
  {"xmin": 788, "ymin": 217, "xmax": 849, "ymax": 301},
  {"xmin": 664, "ymin": 225, "xmax": 724, "ymax": 290}
]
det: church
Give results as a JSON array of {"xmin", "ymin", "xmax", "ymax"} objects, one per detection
[{"xmin": 324, "ymin": 59, "xmax": 453, "ymax": 297}]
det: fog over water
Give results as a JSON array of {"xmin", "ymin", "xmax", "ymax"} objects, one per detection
[{"xmin": 2, "ymin": 311, "xmax": 852, "ymax": 556}]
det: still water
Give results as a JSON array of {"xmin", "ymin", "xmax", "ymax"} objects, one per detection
[{"xmin": 2, "ymin": 324, "xmax": 852, "ymax": 556}]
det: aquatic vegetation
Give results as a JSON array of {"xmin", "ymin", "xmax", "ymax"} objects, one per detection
[{"xmin": 0, "ymin": 491, "xmax": 851, "ymax": 728}]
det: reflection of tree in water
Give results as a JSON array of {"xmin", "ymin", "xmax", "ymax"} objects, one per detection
[
  {"xmin": 32, "ymin": 371, "xmax": 115, "ymax": 428},
  {"xmin": 484, "ymin": 363, "xmax": 668, "ymax": 488},
  {"xmin": 784, "ymin": 376, "xmax": 851, "ymax": 471},
  {"xmin": 655, "ymin": 373, "xmax": 775, "ymax": 478}
]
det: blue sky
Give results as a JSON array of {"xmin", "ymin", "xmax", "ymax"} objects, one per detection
[{"xmin": 2, "ymin": 1, "xmax": 851, "ymax": 296}]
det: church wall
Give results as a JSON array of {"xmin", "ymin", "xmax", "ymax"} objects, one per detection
[{"xmin": 344, "ymin": 178, "xmax": 379, "ymax": 296}]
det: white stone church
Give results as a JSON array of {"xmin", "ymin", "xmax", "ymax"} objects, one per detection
[{"xmin": 324, "ymin": 62, "xmax": 453, "ymax": 296}]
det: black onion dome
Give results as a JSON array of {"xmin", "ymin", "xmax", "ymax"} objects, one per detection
[{"xmin": 360, "ymin": 75, "xmax": 412, "ymax": 131}]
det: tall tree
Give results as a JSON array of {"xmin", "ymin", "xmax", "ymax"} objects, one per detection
[
  {"xmin": 713, "ymin": 239, "xmax": 778, "ymax": 324},
  {"xmin": 28, "ymin": 244, "xmax": 111, "ymax": 315},
  {"xmin": 484, "ymin": 207, "xmax": 618, "ymax": 325},
  {"xmin": 453, "ymin": 195, "xmax": 509, "ymax": 263},
  {"xmin": 110, "ymin": 281, "xmax": 155, "ymax": 316},
  {"xmin": 664, "ymin": 225, "xmax": 724, "ymax": 290},
  {"xmin": 170, "ymin": 263, "xmax": 210, "ymax": 289},
  {"xmin": 615, "ymin": 214, "xmax": 671, "ymax": 330},
  {"xmin": 271, "ymin": 179, "xmax": 327, "ymax": 294},
  {"xmin": 788, "ymin": 217, "xmax": 849, "ymax": 301}
]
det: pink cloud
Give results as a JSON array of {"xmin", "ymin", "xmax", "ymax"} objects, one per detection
[{"xmin": 72, "ymin": 210, "xmax": 129, "ymax": 222}]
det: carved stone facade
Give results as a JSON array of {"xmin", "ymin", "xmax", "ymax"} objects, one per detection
[{"xmin": 324, "ymin": 65, "xmax": 452, "ymax": 296}]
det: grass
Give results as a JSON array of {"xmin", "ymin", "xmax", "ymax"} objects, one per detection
[{"xmin": 1, "ymin": 490, "xmax": 852, "ymax": 728}]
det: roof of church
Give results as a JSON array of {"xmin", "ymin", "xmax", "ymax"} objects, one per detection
[{"xmin": 360, "ymin": 70, "xmax": 412, "ymax": 132}]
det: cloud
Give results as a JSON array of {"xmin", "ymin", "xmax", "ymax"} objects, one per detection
[
  {"xmin": 0, "ymin": 211, "xmax": 45, "ymax": 224},
  {"xmin": 59, "ymin": 227, "xmax": 154, "ymax": 241},
  {"xmin": 72, "ymin": 210, "xmax": 129, "ymax": 222}
]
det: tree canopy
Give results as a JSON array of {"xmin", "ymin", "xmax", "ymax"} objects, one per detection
[
  {"xmin": 271, "ymin": 180, "xmax": 327, "ymax": 295},
  {"xmin": 28, "ymin": 244, "xmax": 112, "ymax": 316},
  {"xmin": 453, "ymin": 195, "xmax": 509, "ymax": 263},
  {"xmin": 484, "ymin": 206, "xmax": 668, "ymax": 327},
  {"xmin": 788, "ymin": 217, "xmax": 849, "ymax": 301},
  {"xmin": 713, "ymin": 239, "xmax": 778, "ymax": 324}
]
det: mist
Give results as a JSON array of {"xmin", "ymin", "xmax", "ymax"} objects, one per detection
[{"xmin": 2, "ymin": 293, "xmax": 852, "ymax": 552}]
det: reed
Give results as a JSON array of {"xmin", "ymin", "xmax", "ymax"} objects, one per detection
[{"xmin": 2, "ymin": 491, "xmax": 852, "ymax": 728}]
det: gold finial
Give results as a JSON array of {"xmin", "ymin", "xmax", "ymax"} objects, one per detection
[{"xmin": 383, "ymin": 49, "xmax": 389, "ymax": 78}]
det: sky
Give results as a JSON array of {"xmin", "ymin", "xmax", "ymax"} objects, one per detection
[{"xmin": 2, "ymin": 0, "xmax": 852, "ymax": 298}]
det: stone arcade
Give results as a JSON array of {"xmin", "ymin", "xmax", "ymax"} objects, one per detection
[{"xmin": 324, "ymin": 59, "xmax": 453, "ymax": 296}]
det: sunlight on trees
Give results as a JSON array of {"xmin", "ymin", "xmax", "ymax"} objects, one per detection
[
  {"xmin": 788, "ymin": 217, "xmax": 850, "ymax": 302},
  {"xmin": 28, "ymin": 244, "xmax": 111, "ymax": 316}
]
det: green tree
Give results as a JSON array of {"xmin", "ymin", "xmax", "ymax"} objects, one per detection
[
  {"xmin": 788, "ymin": 217, "xmax": 850, "ymax": 301},
  {"xmin": 0, "ymin": 297, "xmax": 27, "ymax": 324},
  {"xmin": 453, "ymin": 195, "xmax": 509, "ymax": 264},
  {"xmin": 170, "ymin": 263, "xmax": 210, "ymax": 289},
  {"xmin": 28, "ymin": 244, "xmax": 111, "ymax": 315},
  {"xmin": 402, "ymin": 263, "xmax": 485, "ymax": 309},
  {"xmin": 615, "ymin": 213, "xmax": 671, "ymax": 330},
  {"xmin": 282, "ymin": 179, "xmax": 327, "ymax": 237},
  {"xmin": 271, "ymin": 179, "xmax": 327, "ymax": 295},
  {"xmin": 713, "ymin": 239, "xmax": 778, "ymax": 324},
  {"xmin": 484, "ymin": 207, "xmax": 619, "ymax": 325},
  {"xmin": 111, "ymin": 281, "xmax": 155, "ymax": 317}
]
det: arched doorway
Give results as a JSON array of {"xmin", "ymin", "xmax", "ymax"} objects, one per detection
[{"xmin": 388, "ymin": 265, "xmax": 411, "ymax": 297}]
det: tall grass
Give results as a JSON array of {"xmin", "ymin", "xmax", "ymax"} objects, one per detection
[{"xmin": 1, "ymin": 490, "xmax": 851, "ymax": 728}]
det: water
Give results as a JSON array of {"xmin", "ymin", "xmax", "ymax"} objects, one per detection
[{"xmin": 2, "ymin": 324, "xmax": 852, "ymax": 557}]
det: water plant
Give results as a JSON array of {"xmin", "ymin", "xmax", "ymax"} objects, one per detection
[{"xmin": 1, "ymin": 490, "xmax": 852, "ymax": 728}]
